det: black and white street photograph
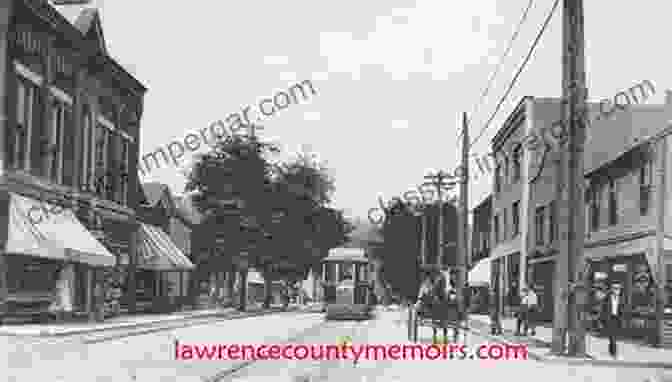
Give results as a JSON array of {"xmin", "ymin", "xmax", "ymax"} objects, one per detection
[{"xmin": 1, "ymin": 0, "xmax": 672, "ymax": 381}]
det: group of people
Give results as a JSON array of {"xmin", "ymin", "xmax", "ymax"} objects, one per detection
[{"xmin": 490, "ymin": 281, "xmax": 625, "ymax": 358}]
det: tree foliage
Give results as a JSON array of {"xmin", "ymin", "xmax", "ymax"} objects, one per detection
[
  {"xmin": 380, "ymin": 198, "xmax": 422, "ymax": 302},
  {"xmin": 185, "ymin": 135, "xmax": 351, "ymax": 288}
]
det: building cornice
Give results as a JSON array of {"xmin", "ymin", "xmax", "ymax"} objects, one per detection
[{"xmin": 492, "ymin": 96, "xmax": 530, "ymax": 152}]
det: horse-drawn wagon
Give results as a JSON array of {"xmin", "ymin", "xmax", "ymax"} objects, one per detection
[{"xmin": 408, "ymin": 265, "xmax": 466, "ymax": 343}]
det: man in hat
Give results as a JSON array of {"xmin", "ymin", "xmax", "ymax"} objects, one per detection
[{"xmin": 601, "ymin": 283, "xmax": 626, "ymax": 358}]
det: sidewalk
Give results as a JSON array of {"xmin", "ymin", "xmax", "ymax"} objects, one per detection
[
  {"xmin": 469, "ymin": 314, "xmax": 672, "ymax": 369},
  {"xmin": 0, "ymin": 304, "xmax": 293, "ymax": 337}
]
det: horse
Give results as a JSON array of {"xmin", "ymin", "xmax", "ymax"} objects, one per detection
[{"xmin": 417, "ymin": 271, "xmax": 459, "ymax": 344}]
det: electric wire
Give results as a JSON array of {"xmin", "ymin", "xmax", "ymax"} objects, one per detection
[
  {"xmin": 459, "ymin": 0, "xmax": 535, "ymax": 139},
  {"xmin": 468, "ymin": 0, "xmax": 561, "ymax": 149}
]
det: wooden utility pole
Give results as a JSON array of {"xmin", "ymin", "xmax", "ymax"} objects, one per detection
[
  {"xmin": 655, "ymin": 133, "xmax": 668, "ymax": 346},
  {"xmin": 552, "ymin": 0, "xmax": 587, "ymax": 356},
  {"xmin": 423, "ymin": 171, "xmax": 456, "ymax": 268},
  {"xmin": 457, "ymin": 112, "xmax": 470, "ymax": 322}
]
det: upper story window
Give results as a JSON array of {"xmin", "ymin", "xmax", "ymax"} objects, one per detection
[
  {"xmin": 502, "ymin": 208, "xmax": 508, "ymax": 241},
  {"xmin": 80, "ymin": 105, "xmax": 94, "ymax": 191},
  {"xmin": 119, "ymin": 136, "xmax": 130, "ymax": 205},
  {"xmin": 495, "ymin": 165, "xmax": 502, "ymax": 193},
  {"xmin": 535, "ymin": 206, "xmax": 545, "ymax": 245},
  {"xmin": 549, "ymin": 200, "xmax": 557, "ymax": 242},
  {"xmin": 512, "ymin": 201, "xmax": 520, "ymax": 236},
  {"xmin": 589, "ymin": 183, "xmax": 601, "ymax": 232},
  {"xmin": 640, "ymin": 160, "xmax": 653, "ymax": 215},
  {"xmin": 44, "ymin": 88, "xmax": 72, "ymax": 184},
  {"xmin": 94, "ymin": 120, "xmax": 109, "ymax": 197},
  {"xmin": 512, "ymin": 145, "xmax": 522, "ymax": 182},
  {"xmin": 608, "ymin": 178, "xmax": 618, "ymax": 226},
  {"xmin": 9, "ymin": 62, "xmax": 43, "ymax": 172},
  {"xmin": 493, "ymin": 214, "xmax": 500, "ymax": 244},
  {"xmin": 503, "ymin": 157, "xmax": 509, "ymax": 186}
]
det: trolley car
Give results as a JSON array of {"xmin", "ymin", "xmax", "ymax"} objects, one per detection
[{"xmin": 321, "ymin": 247, "xmax": 373, "ymax": 320}]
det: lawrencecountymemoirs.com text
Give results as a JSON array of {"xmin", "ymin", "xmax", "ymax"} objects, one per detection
[{"xmin": 174, "ymin": 341, "xmax": 528, "ymax": 361}]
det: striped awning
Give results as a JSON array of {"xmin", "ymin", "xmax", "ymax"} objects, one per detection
[
  {"xmin": 137, "ymin": 223, "xmax": 194, "ymax": 271},
  {"xmin": 6, "ymin": 193, "xmax": 116, "ymax": 267}
]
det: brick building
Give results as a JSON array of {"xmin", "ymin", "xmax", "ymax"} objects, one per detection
[
  {"xmin": 489, "ymin": 94, "xmax": 672, "ymax": 325},
  {"xmin": 0, "ymin": 1, "xmax": 146, "ymax": 321}
]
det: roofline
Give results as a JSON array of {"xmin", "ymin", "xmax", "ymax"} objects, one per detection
[
  {"xmin": 584, "ymin": 121, "xmax": 672, "ymax": 178},
  {"xmin": 21, "ymin": 0, "xmax": 147, "ymax": 93},
  {"xmin": 491, "ymin": 96, "xmax": 531, "ymax": 152}
]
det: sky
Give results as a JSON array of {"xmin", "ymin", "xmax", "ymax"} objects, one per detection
[{"xmin": 54, "ymin": 0, "xmax": 672, "ymax": 224}]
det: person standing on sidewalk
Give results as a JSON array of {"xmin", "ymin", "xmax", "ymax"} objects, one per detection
[
  {"xmin": 489, "ymin": 286, "xmax": 503, "ymax": 335},
  {"xmin": 521, "ymin": 287, "xmax": 538, "ymax": 336},
  {"xmin": 601, "ymin": 283, "xmax": 625, "ymax": 358}
]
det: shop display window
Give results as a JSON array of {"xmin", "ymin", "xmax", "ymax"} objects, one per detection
[{"xmin": 6, "ymin": 255, "xmax": 60, "ymax": 293}]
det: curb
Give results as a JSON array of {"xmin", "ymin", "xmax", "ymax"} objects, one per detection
[{"xmin": 0, "ymin": 307, "xmax": 293, "ymax": 338}]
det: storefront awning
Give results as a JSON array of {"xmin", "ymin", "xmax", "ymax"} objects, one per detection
[
  {"xmin": 585, "ymin": 235, "xmax": 672, "ymax": 283},
  {"xmin": 6, "ymin": 193, "xmax": 116, "ymax": 267},
  {"xmin": 137, "ymin": 223, "xmax": 194, "ymax": 271}
]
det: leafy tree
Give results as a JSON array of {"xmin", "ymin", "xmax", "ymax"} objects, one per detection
[
  {"xmin": 185, "ymin": 133, "xmax": 279, "ymax": 310},
  {"xmin": 380, "ymin": 198, "xmax": 422, "ymax": 302}
]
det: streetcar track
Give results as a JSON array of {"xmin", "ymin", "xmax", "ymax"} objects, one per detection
[{"xmin": 83, "ymin": 309, "xmax": 301, "ymax": 345}]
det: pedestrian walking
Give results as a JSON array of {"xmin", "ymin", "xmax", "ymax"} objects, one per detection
[
  {"xmin": 489, "ymin": 286, "xmax": 503, "ymax": 335},
  {"xmin": 521, "ymin": 287, "xmax": 538, "ymax": 336},
  {"xmin": 508, "ymin": 283, "xmax": 524, "ymax": 335},
  {"xmin": 601, "ymin": 283, "xmax": 625, "ymax": 358}
]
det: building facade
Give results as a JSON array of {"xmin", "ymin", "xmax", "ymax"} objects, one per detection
[
  {"xmin": 490, "ymin": 94, "xmax": 672, "ymax": 327},
  {"xmin": 133, "ymin": 183, "xmax": 193, "ymax": 313},
  {"xmin": 0, "ymin": 2, "xmax": 146, "ymax": 321},
  {"xmin": 582, "ymin": 92, "xmax": 672, "ymax": 341},
  {"xmin": 471, "ymin": 195, "xmax": 491, "ymax": 267}
]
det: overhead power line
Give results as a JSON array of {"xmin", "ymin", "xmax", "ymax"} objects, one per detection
[
  {"xmin": 462, "ymin": 0, "xmax": 535, "ymax": 138},
  {"xmin": 468, "ymin": 0, "xmax": 561, "ymax": 149}
]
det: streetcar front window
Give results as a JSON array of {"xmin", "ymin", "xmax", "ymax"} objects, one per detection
[
  {"xmin": 325, "ymin": 263, "xmax": 337, "ymax": 282},
  {"xmin": 339, "ymin": 261, "xmax": 353, "ymax": 281}
]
